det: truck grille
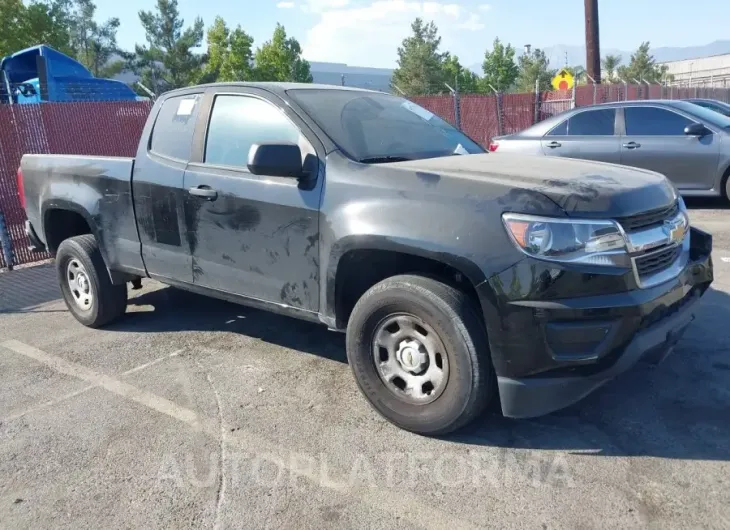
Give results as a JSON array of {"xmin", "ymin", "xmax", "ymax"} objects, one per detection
[
  {"xmin": 635, "ymin": 244, "xmax": 682, "ymax": 277},
  {"xmin": 616, "ymin": 201, "xmax": 678, "ymax": 232}
]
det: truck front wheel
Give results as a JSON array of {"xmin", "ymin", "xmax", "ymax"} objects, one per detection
[
  {"xmin": 56, "ymin": 235, "xmax": 127, "ymax": 328},
  {"xmin": 346, "ymin": 274, "xmax": 494, "ymax": 435}
]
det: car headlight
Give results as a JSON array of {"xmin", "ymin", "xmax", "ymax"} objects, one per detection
[{"xmin": 502, "ymin": 213, "xmax": 630, "ymax": 267}]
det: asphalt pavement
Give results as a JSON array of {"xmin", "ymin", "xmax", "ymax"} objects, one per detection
[{"xmin": 1, "ymin": 199, "xmax": 729, "ymax": 529}]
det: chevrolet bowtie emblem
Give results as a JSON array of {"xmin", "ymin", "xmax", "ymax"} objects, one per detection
[{"xmin": 664, "ymin": 218, "xmax": 687, "ymax": 245}]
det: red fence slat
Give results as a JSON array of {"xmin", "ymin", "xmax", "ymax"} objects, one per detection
[
  {"xmin": 3, "ymin": 85, "xmax": 730, "ymax": 269},
  {"xmin": 0, "ymin": 101, "xmax": 152, "ymax": 268}
]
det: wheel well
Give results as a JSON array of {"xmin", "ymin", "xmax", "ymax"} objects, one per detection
[
  {"xmin": 44, "ymin": 209, "xmax": 93, "ymax": 254},
  {"xmin": 334, "ymin": 249, "xmax": 481, "ymax": 328},
  {"xmin": 722, "ymin": 165, "xmax": 730, "ymax": 199}
]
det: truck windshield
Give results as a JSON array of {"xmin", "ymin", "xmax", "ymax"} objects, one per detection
[{"xmin": 287, "ymin": 89, "xmax": 484, "ymax": 163}]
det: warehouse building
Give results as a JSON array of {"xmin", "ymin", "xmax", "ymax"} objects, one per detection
[{"xmin": 660, "ymin": 53, "xmax": 730, "ymax": 87}]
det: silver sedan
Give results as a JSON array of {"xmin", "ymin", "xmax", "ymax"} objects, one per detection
[{"xmin": 490, "ymin": 100, "xmax": 730, "ymax": 202}]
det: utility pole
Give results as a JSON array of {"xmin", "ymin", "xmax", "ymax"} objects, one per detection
[{"xmin": 584, "ymin": 0, "xmax": 601, "ymax": 84}]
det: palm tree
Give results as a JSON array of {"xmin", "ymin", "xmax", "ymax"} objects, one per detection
[{"xmin": 601, "ymin": 54, "xmax": 622, "ymax": 83}]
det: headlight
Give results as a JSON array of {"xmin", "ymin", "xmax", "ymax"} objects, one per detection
[{"xmin": 502, "ymin": 213, "xmax": 630, "ymax": 267}]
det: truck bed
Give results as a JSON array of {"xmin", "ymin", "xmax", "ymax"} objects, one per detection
[{"xmin": 21, "ymin": 154, "xmax": 140, "ymax": 272}]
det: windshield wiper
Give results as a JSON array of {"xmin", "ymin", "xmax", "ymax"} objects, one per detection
[{"xmin": 357, "ymin": 155, "xmax": 413, "ymax": 164}]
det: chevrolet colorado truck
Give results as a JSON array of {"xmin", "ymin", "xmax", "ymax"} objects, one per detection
[{"xmin": 18, "ymin": 83, "xmax": 714, "ymax": 435}]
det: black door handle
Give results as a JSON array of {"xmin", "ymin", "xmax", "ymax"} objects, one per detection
[
  {"xmin": 188, "ymin": 186, "xmax": 218, "ymax": 201},
  {"xmin": 546, "ymin": 141, "xmax": 562, "ymax": 148},
  {"xmin": 622, "ymin": 141, "xmax": 641, "ymax": 149}
]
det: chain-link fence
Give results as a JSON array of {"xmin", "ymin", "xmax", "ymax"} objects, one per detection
[
  {"xmin": 414, "ymin": 83, "xmax": 730, "ymax": 147},
  {"xmin": 2, "ymin": 82, "xmax": 730, "ymax": 269},
  {"xmin": 0, "ymin": 100, "xmax": 152, "ymax": 270}
]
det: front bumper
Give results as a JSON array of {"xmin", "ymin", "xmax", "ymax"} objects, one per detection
[{"xmin": 479, "ymin": 227, "xmax": 713, "ymax": 418}]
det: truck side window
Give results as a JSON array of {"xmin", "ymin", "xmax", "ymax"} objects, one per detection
[
  {"xmin": 204, "ymin": 95, "xmax": 304, "ymax": 170},
  {"xmin": 150, "ymin": 94, "xmax": 202, "ymax": 161}
]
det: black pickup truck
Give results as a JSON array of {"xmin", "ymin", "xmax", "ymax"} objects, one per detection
[{"xmin": 19, "ymin": 83, "xmax": 714, "ymax": 435}]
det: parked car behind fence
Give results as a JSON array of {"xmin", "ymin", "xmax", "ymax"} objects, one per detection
[{"xmin": 491, "ymin": 99, "xmax": 730, "ymax": 201}]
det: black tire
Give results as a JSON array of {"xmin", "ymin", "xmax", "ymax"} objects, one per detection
[
  {"xmin": 56, "ymin": 235, "xmax": 127, "ymax": 327},
  {"xmin": 346, "ymin": 274, "xmax": 494, "ymax": 435}
]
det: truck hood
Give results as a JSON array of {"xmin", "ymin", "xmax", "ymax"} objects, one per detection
[{"xmin": 391, "ymin": 153, "xmax": 677, "ymax": 218}]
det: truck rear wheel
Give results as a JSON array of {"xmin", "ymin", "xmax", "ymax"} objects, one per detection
[
  {"xmin": 56, "ymin": 235, "xmax": 127, "ymax": 328},
  {"xmin": 346, "ymin": 274, "xmax": 494, "ymax": 435}
]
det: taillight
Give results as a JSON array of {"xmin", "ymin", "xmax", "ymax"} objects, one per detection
[
  {"xmin": 488, "ymin": 141, "xmax": 499, "ymax": 152},
  {"xmin": 17, "ymin": 167, "xmax": 26, "ymax": 209}
]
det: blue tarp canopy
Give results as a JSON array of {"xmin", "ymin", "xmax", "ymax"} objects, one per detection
[{"xmin": 1, "ymin": 45, "xmax": 136, "ymax": 102}]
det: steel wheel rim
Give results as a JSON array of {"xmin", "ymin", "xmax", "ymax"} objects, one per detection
[
  {"xmin": 66, "ymin": 259, "xmax": 93, "ymax": 311},
  {"xmin": 372, "ymin": 313, "xmax": 450, "ymax": 404}
]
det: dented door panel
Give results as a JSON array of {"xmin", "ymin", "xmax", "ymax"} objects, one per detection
[{"xmin": 183, "ymin": 165, "xmax": 321, "ymax": 311}]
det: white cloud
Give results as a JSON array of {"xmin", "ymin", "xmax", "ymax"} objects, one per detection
[
  {"xmin": 277, "ymin": 1, "xmax": 295, "ymax": 7},
  {"xmin": 458, "ymin": 13, "xmax": 484, "ymax": 31},
  {"xmin": 303, "ymin": 1, "xmax": 487, "ymax": 67},
  {"xmin": 302, "ymin": 0, "xmax": 350, "ymax": 12},
  {"xmin": 478, "ymin": 3, "xmax": 491, "ymax": 11}
]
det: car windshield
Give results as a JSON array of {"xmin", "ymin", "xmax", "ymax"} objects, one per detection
[
  {"xmin": 673, "ymin": 100, "xmax": 730, "ymax": 129},
  {"xmin": 287, "ymin": 89, "xmax": 484, "ymax": 162}
]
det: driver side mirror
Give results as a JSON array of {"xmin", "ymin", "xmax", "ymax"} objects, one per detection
[
  {"xmin": 247, "ymin": 143, "xmax": 304, "ymax": 178},
  {"xmin": 684, "ymin": 123, "xmax": 710, "ymax": 137}
]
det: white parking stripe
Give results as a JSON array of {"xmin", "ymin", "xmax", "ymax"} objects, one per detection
[
  {"xmin": 1, "ymin": 339, "xmax": 478, "ymax": 530},
  {"xmin": 1, "ymin": 349, "xmax": 185, "ymax": 423},
  {"xmin": 3, "ymin": 383, "xmax": 97, "ymax": 423},
  {"xmin": 121, "ymin": 349, "xmax": 184, "ymax": 376}
]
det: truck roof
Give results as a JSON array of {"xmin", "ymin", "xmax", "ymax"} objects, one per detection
[{"xmin": 163, "ymin": 82, "xmax": 383, "ymax": 98}]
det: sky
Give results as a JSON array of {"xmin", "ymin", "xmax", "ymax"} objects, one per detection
[{"xmin": 95, "ymin": 0, "xmax": 730, "ymax": 69}]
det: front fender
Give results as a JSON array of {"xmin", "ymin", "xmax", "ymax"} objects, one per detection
[{"xmin": 319, "ymin": 196, "xmax": 525, "ymax": 323}]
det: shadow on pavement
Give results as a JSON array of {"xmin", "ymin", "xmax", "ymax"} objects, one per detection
[
  {"xmin": 114, "ymin": 283, "xmax": 730, "ymax": 461},
  {"xmin": 449, "ymin": 286, "xmax": 730, "ymax": 461},
  {"xmin": 684, "ymin": 196, "xmax": 729, "ymax": 210},
  {"xmin": 0, "ymin": 264, "xmax": 61, "ymax": 313},
  {"xmin": 115, "ymin": 286, "xmax": 347, "ymax": 364}
]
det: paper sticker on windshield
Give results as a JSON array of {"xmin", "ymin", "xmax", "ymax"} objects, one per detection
[
  {"xmin": 401, "ymin": 101, "xmax": 434, "ymax": 121},
  {"xmin": 176, "ymin": 97, "xmax": 197, "ymax": 116}
]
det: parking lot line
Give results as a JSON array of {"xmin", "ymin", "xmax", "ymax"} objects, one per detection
[
  {"xmin": 1, "ymin": 339, "xmax": 479, "ymax": 530},
  {"xmin": 1, "ymin": 348, "xmax": 184, "ymax": 423}
]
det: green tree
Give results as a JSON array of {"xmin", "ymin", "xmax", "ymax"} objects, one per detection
[
  {"xmin": 441, "ymin": 54, "xmax": 481, "ymax": 94},
  {"xmin": 480, "ymin": 38, "xmax": 518, "ymax": 92},
  {"xmin": 253, "ymin": 24, "xmax": 312, "ymax": 83},
  {"xmin": 391, "ymin": 18, "xmax": 447, "ymax": 95},
  {"xmin": 516, "ymin": 47, "xmax": 554, "ymax": 92},
  {"xmin": 616, "ymin": 42, "xmax": 668, "ymax": 83},
  {"xmin": 132, "ymin": 0, "xmax": 204, "ymax": 93},
  {"xmin": 0, "ymin": 0, "xmax": 75, "ymax": 57},
  {"xmin": 566, "ymin": 65, "xmax": 588, "ymax": 85},
  {"xmin": 0, "ymin": 0, "xmax": 28, "ymax": 56},
  {"xmin": 201, "ymin": 16, "xmax": 254, "ymax": 82},
  {"xmin": 69, "ymin": 0, "xmax": 123, "ymax": 77},
  {"xmin": 601, "ymin": 54, "xmax": 622, "ymax": 83}
]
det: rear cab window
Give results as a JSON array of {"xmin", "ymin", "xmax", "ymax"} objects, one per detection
[{"xmin": 150, "ymin": 94, "xmax": 202, "ymax": 160}]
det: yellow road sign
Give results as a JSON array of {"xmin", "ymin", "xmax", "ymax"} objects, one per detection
[{"xmin": 551, "ymin": 68, "xmax": 574, "ymax": 91}]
